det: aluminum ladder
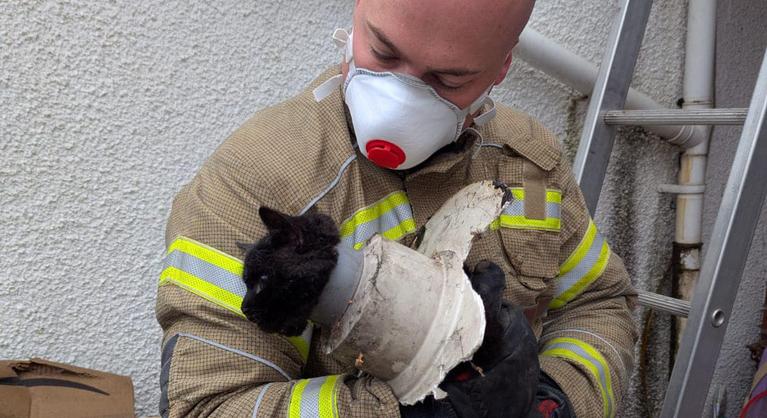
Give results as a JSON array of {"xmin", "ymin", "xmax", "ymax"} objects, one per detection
[{"xmin": 571, "ymin": 0, "xmax": 767, "ymax": 416}]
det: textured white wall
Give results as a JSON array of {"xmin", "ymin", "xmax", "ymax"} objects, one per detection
[
  {"xmin": 705, "ymin": 1, "xmax": 767, "ymax": 417},
  {"xmin": 1, "ymin": 0, "xmax": 761, "ymax": 416}
]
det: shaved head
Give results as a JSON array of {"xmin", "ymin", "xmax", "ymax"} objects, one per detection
[
  {"xmin": 361, "ymin": 0, "xmax": 533, "ymax": 54},
  {"xmin": 346, "ymin": 0, "xmax": 535, "ymax": 110}
]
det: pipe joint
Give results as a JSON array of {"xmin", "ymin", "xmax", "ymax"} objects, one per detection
[{"xmin": 673, "ymin": 242, "xmax": 703, "ymax": 272}]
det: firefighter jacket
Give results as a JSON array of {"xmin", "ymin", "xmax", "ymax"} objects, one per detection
[{"xmin": 156, "ymin": 66, "xmax": 638, "ymax": 418}]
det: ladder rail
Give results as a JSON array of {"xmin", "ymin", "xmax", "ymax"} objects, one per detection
[
  {"xmin": 572, "ymin": 0, "xmax": 655, "ymax": 215},
  {"xmin": 660, "ymin": 49, "xmax": 767, "ymax": 418}
]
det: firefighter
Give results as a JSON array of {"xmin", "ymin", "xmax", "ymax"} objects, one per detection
[{"xmin": 156, "ymin": 0, "xmax": 637, "ymax": 417}]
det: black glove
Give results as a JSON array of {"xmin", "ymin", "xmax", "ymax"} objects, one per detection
[
  {"xmin": 401, "ymin": 260, "xmax": 540, "ymax": 418},
  {"xmin": 239, "ymin": 206, "xmax": 340, "ymax": 336},
  {"xmin": 400, "ymin": 396, "xmax": 459, "ymax": 418},
  {"xmin": 527, "ymin": 372, "xmax": 575, "ymax": 418},
  {"xmin": 400, "ymin": 372, "xmax": 575, "ymax": 418}
]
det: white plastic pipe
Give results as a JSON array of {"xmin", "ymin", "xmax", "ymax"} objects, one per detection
[
  {"xmin": 675, "ymin": 0, "xmax": 716, "ymax": 338},
  {"xmin": 514, "ymin": 28, "xmax": 708, "ymax": 148},
  {"xmin": 321, "ymin": 181, "xmax": 507, "ymax": 405}
]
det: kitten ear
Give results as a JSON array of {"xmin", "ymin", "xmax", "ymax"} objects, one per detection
[
  {"xmin": 259, "ymin": 206, "xmax": 303, "ymax": 246},
  {"xmin": 236, "ymin": 241, "xmax": 255, "ymax": 252},
  {"xmin": 259, "ymin": 206, "xmax": 293, "ymax": 232}
]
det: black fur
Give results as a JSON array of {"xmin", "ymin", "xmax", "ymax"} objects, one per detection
[{"xmin": 240, "ymin": 206, "xmax": 340, "ymax": 336}]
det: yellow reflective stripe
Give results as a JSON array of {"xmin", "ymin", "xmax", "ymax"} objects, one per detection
[
  {"xmin": 381, "ymin": 217, "xmax": 417, "ymax": 241},
  {"xmin": 508, "ymin": 188, "xmax": 562, "ymax": 203},
  {"xmin": 160, "ymin": 236, "xmax": 311, "ymax": 362},
  {"xmin": 167, "ymin": 236, "xmax": 243, "ymax": 276},
  {"xmin": 351, "ymin": 217, "xmax": 417, "ymax": 250},
  {"xmin": 559, "ymin": 220, "xmax": 598, "ymax": 275},
  {"xmin": 494, "ymin": 214, "xmax": 561, "ymax": 231},
  {"xmin": 544, "ymin": 348, "xmax": 612, "ymax": 418},
  {"xmin": 339, "ymin": 191, "xmax": 410, "ymax": 238},
  {"xmin": 159, "ymin": 266, "xmax": 245, "ymax": 317},
  {"xmin": 542, "ymin": 337, "xmax": 615, "ymax": 418},
  {"xmin": 491, "ymin": 188, "xmax": 562, "ymax": 231},
  {"xmin": 550, "ymin": 241, "xmax": 610, "ymax": 309},
  {"xmin": 287, "ymin": 324, "xmax": 313, "ymax": 363},
  {"xmin": 319, "ymin": 375, "xmax": 340, "ymax": 418},
  {"xmin": 546, "ymin": 189, "xmax": 562, "ymax": 204},
  {"xmin": 288, "ymin": 379, "xmax": 310, "ymax": 418},
  {"xmin": 288, "ymin": 375, "xmax": 341, "ymax": 418}
]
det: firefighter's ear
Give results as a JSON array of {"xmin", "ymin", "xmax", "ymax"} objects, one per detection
[{"xmin": 259, "ymin": 207, "xmax": 292, "ymax": 232}]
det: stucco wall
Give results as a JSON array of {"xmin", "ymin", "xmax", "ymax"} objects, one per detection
[
  {"xmin": 1, "ymin": 0, "xmax": 762, "ymax": 416},
  {"xmin": 704, "ymin": 1, "xmax": 767, "ymax": 417}
]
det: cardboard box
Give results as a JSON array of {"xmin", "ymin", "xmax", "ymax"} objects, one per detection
[{"xmin": 0, "ymin": 358, "xmax": 134, "ymax": 418}]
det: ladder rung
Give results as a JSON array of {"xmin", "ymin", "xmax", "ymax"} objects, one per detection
[
  {"xmin": 637, "ymin": 289, "xmax": 691, "ymax": 317},
  {"xmin": 603, "ymin": 108, "xmax": 748, "ymax": 125}
]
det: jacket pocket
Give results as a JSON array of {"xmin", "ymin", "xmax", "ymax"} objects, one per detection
[{"xmin": 498, "ymin": 228, "xmax": 559, "ymax": 309}]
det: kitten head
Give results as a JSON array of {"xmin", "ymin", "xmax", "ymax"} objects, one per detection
[
  {"xmin": 240, "ymin": 207, "xmax": 340, "ymax": 292},
  {"xmin": 256, "ymin": 206, "xmax": 340, "ymax": 253}
]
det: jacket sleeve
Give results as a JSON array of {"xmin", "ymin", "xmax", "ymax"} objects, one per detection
[
  {"xmin": 156, "ymin": 145, "xmax": 400, "ymax": 417},
  {"xmin": 537, "ymin": 164, "xmax": 638, "ymax": 418}
]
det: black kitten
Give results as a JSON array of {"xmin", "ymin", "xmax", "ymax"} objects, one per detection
[{"xmin": 240, "ymin": 206, "xmax": 340, "ymax": 336}]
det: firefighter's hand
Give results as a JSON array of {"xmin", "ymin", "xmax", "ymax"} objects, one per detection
[
  {"xmin": 442, "ymin": 260, "xmax": 541, "ymax": 418},
  {"xmin": 239, "ymin": 206, "xmax": 340, "ymax": 336}
]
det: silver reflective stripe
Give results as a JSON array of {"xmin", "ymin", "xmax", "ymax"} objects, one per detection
[
  {"xmin": 546, "ymin": 341, "xmax": 614, "ymax": 417},
  {"xmin": 501, "ymin": 198, "xmax": 560, "ymax": 218},
  {"xmin": 300, "ymin": 154, "xmax": 357, "ymax": 215},
  {"xmin": 552, "ymin": 231, "xmax": 606, "ymax": 299},
  {"xmin": 340, "ymin": 202, "xmax": 413, "ymax": 249},
  {"xmin": 289, "ymin": 375, "xmax": 339, "ymax": 418},
  {"xmin": 541, "ymin": 329, "xmax": 628, "ymax": 375},
  {"xmin": 252, "ymin": 383, "xmax": 273, "ymax": 418},
  {"xmin": 159, "ymin": 334, "xmax": 179, "ymax": 418},
  {"xmin": 299, "ymin": 377, "xmax": 328, "ymax": 418},
  {"xmin": 163, "ymin": 250, "xmax": 247, "ymax": 298},
  {"xmin": 178, "ymin": 333, "xmax": 292, "ymax": 380},
  {"xmin": 547, "ymin": 201, "xmax": 561, "ymax": 218}
]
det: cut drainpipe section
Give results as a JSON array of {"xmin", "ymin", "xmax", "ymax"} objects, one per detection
[
  {"xmin": 310, "ymin": 181, "xmax": 509, "ymax": 405},
  {"xmin": 514, "ymin": 28, "xmax": 708, "ymax": 149}
]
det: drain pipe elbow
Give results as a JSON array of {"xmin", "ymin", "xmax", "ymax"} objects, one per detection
[{"xmin": 667, "ymin": 125, "xmax": 709, "ymax": 149}]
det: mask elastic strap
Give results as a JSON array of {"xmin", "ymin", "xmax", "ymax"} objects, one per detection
[
  {"xmin": 466, "ymin": 127, "xmax": 485, "ymax": 159},
  {"xmin": 333, "ymin": 28, "xmax": 353, "ymax": 63},
  {"xmin": 313, "ymin": 74, "xmax": 343, "ymax": 102},
  {"xmin": 472, "ymin": 97, "xmax": 497, "ymax": 126},
  {"xmin": 313, "ymin": 28, "xmax": 352, "ymax": 102},
  {"xmin": 333, "ymin": 28, "xmax": 348, "ymax": 48}
]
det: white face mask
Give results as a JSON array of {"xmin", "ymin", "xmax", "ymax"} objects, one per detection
[{"xmin": 315, "ymin": 29, "xmax": 497, "ymax": 170}]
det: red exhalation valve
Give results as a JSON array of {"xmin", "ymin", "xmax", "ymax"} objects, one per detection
[{"xmin": 366, "ymin": 139, "xmax": 406, "ymax": 169}]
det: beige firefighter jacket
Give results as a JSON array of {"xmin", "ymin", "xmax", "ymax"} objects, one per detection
[{"xmin": 156, "ymin": 66, "xmax": 637, "ymax": 418}]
